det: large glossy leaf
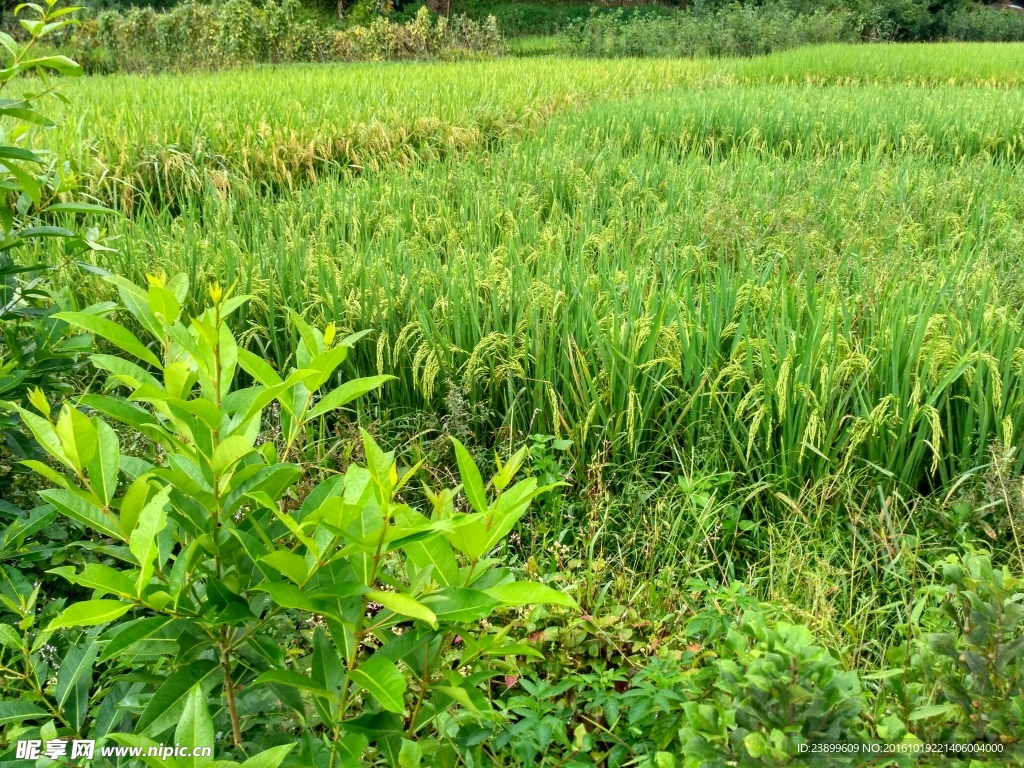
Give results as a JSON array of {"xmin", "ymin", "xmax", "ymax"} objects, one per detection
[
  {"xmin": 259, "ymin": 551, "xmax": 309, "ymax": 586},
  {"xmin": 450, "ymin": 438, "xmax": 487, "ymax": 515},
  {"xmin": 0, "ymin": 700, "xmax": 45, "ymax": 726},
  {"xmin": 54, "ymin": 311, "xmax": 162, "ymax": 368},
  {"xmin": 135, "ymin": 659, "xmax": 219, "ymax": 736},
  {"xmin": 252, "ymin": 581, "xmax": 325, "ymax": 615},
  {"xmin": 421, "ymin": 588, "xmax": 498, "ymax": 624},
  {"xmin": 47, "ymin": 599, "xmax": 132, "ymax": 630},
  {"xmin": 39, "ymin": 487, "xmax": 123, "ymax": 540},
  {"xmin": 54, "ymin": 405, "xmax": 97, "ymax": 472},
  {"xmin": 335, "ymin": 733, "xmax": 368, "ymax": 768},
  {"xmin": 239, "ymin": 745, "xmax": 296, "ymax": 768},
  {"xmin": 175, "ymin": 685, "xmax": 214, "ymax": 768},
  {"xmin": 484, "ymin": 581, "xmax": 578, "ymax": 609},
  {"xmin": 55, "ymin": 641, "xmax": 96, "ymax": 731},
  {"xmin": 253, "ymin": 669, "xmax": 333, "ymax": 699},
  {"xmin": 100, "ymin": 616, "xmax": 172, "ymax": 661},
  {"xmin": 86, "ymin": 418, "xmax": 120, "ymax": 506},
  {"xmin": 49, "ymin": 563, "xmax": 136, "ymax": 598},
  {"xmin": 129, "ymin": 485, "xmax": 171, "ymax": 590},
  {"xmin": 366, "ymin": 590, "xmax": 437, "ymax": 629},
  {"xmin": 9, "ymin": 403, "xmax": 69, "ymax": 468},
  {"xmin": 349, "ymin": 656, "xmax": 407, "ymax": 714},
  {"xmin": 307, "ymin": 375, "xmax": 396, "ymax": 419},
  {"xmin": 401, "ymin": 534, "xmax": 459, "ymax": 587},
  {"xmin": 311, "ymin": 627, "xmax": 346, "ymax": 699}
]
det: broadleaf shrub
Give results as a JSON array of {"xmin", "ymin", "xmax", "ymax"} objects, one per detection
[
  {"xmin": 0, "ymin": 1, "xmax": 112, "ymax": 491},
  {"xmin": 2, "ymin": 271, "xmax": 576, "ymax": 764},
  {"xmin": 489, "ymin": 556, "xmax": 1024, "ymax": 765},
  {"xmin": 917, "ymin": 552, "xmax": 1024, "ymax": 745}
]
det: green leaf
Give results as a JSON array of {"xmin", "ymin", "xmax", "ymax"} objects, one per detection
[
  {"xmin": 129, "ymin": 484, "xmax": 171, "ymax": 591},
  {"xmin": 908, "ymin": 703, "xmax": 959, "ymax": 721},
  {"xmin": 9, "ymin": 403, "xmax": 70, "ymax": 468},
  {"xmin": 55, "ymin": 641, "xmax": 96, "ymax": 731},
  {"xmin": 451, "ymin": 437, "xmax": 487, "ymax": 515},
  {"xmin": 366, "ymin": 590, "xmax": 437, "ymax": 629},
  {"xmin": 401, "ymin": 535, "xmax": 459, "ymax": 587},
  {"xmin": 175, "ymin": 685, "xmax": 214, "ymax": 768},
  {"xmin": 335, "ymin": 733, "xmax": 368, "ymax": 768},
  {"xmin": 38, "ymin": 487, "xmax": 123, "ymax": 540},
  {"xmin": 47, "ymin": 202, "xmax": 116, "ymax": 214},
  {"xmin": 236, "ymin": 347, "xmax": 283, "ymax": 387},
  {"xmin": 0, "ymin": 700, "xmax": 45, "ymax": 725},
  {"xmin": 260, "ymin": 551, "xmax": 309, "ymax": 586},
  {"xmin": 0, "ymin": 624, "xmax": 22, "ymax": 649},
  {"xmin": 100, "ymin": 616, "xmax": 172, "ymax": 661},
  {"xmin": 47, "ymin": 599, "xmax": 132, "ymax": 630},
  {"xmin": 307, "ymin": 375, "xmax": 395, "ymax": 419},
  {"xmin": 240, "ymin": 745, "xmax": 296, "ymax": 768},
  {"xmin": 135, "ymin": 659, "xmax": 219, "ymax": 736},
  {"xmin": 477, "ymin": 476, "xmax": 546, "ymax": 555},
  {"xmin": 253, "ymin": 669, "xmax": 333, "ymax": 699},
  {"xmin": 0, "ymin": 146, "xmax": 43, "ymax": 164},
  {"xmin": 349, "ymin": 656, "xmax": 407, "ymax": 714},
  {"xmin": 311, "ymin": 627, "xmax": 345, "ymax": 699},
  {"xmin": 484, "ymin": 581, "xmax": 578, "ymax": 609},
  {"xmin": 54, "ymin": 311, "xmax": 162, "ymax": 368},
  {"xmin": 54, "ymin": 404, "xmax": 98, "ymax": 472},
  {"xmin": 49, "ymin": 563, "xmax": 136, "ymax": 597},
  {"xmin": 27, "ymin": 54, "xmax": 81, "ymax": 76},
  {"xmin": 398, "ymin": 739, "xmax": 422, "ymax": 768},
  {"xmin": 421, "ymin": 588, "xmax": 498, "ymax": 624},
  {"xmin": 119, "ymin": 472, "xmax": 156, "ymax": 535},
  {"xmin": 86, "ymin": 418, "xmax": 120, "ymax": 506},
  {"xmin": 4, "ymin": 159, "xmax": 40, "ymax": 203},
  {"xmin": 432, "ymin": 685, "xmax": 479, "ymax": 713},
  {"xmin": 252, "ymin": 581, "xmax": 323, "ymax": 614},
  {"xmin": 211, "ymin": 434, "xmax": 255, "ymax": 476}
]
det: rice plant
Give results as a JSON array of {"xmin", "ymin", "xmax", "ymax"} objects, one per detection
[{"xmin": 37, "ymin": 44, "xmax": 1024, "ymax": 661}]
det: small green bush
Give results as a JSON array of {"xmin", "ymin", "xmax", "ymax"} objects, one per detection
[
  {"xmin": 3, "ymin": 270, "xmax": 577, "ymax": 763},
  {"xmin": 920, "ymin": 552, "xmax": 1024, "ymax": 744}
]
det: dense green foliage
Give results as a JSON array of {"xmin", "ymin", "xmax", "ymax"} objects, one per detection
[
  {"xmin": 560, "ymin": 1, "xmax": 1024, "ymax": 57},
  {"xmin": 5, "ymin": 27, "xmax": 1024, "ymax": 768},
  {"xmin": 438, "ymin": 0, "xmax": 675, "ymax": 37},
  {"xmin": 33, "ymin": 0, "xmax": 1024, "ymax": 74},
  {"xmin": 68, "ymin": 3, "xmax": 501, "ymax": 73},
  {"xmin": 4, "ymin": 272, "xmax": 576, "ymax": 764},
  {"xmin": 0, "ymin": 2, "xmax": 112, "ymax": 492}
]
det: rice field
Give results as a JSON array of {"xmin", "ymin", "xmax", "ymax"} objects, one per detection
[{"xmin": 47, "ymin": 43, "xmax": 1024, "ymax": 651}]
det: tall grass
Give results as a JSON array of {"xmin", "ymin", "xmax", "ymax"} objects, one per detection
[
  {"xmin": 63, "ymin": 80, "xmax": 1024, "ymax": 500},
  {"xmin": 43, "ymin": 58, "xmax": 713, "ymax": 212},
  {"xmin": 39, "ymin": 44, "xmax": 1024, "ymax": 211},
  {"xmin": 726, "ymin": 42, "xmax": 1024, "ymax": 85}
]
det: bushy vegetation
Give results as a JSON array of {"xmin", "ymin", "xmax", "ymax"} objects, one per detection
[
  {"xmin": 68, "ymin": 2, "xmax": 500, "ymax": 73},
  {"xmin": 560, "ymin": 0, "xmax": 1024, "ymax": 57},
  {"xmin": 6, "ymin": 1, "xmax": 1024, "ymax": 764},
  {"xmin": 30, "ymin": 0, "xmax": 1024, "ymax": 74},
  {"xmin": 439, "ymin": 0, "xmax": 675, "ymax": 37},
  {"xmin": 562, "ymin": 4, "xmax": 861, "ymax": 57}
]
